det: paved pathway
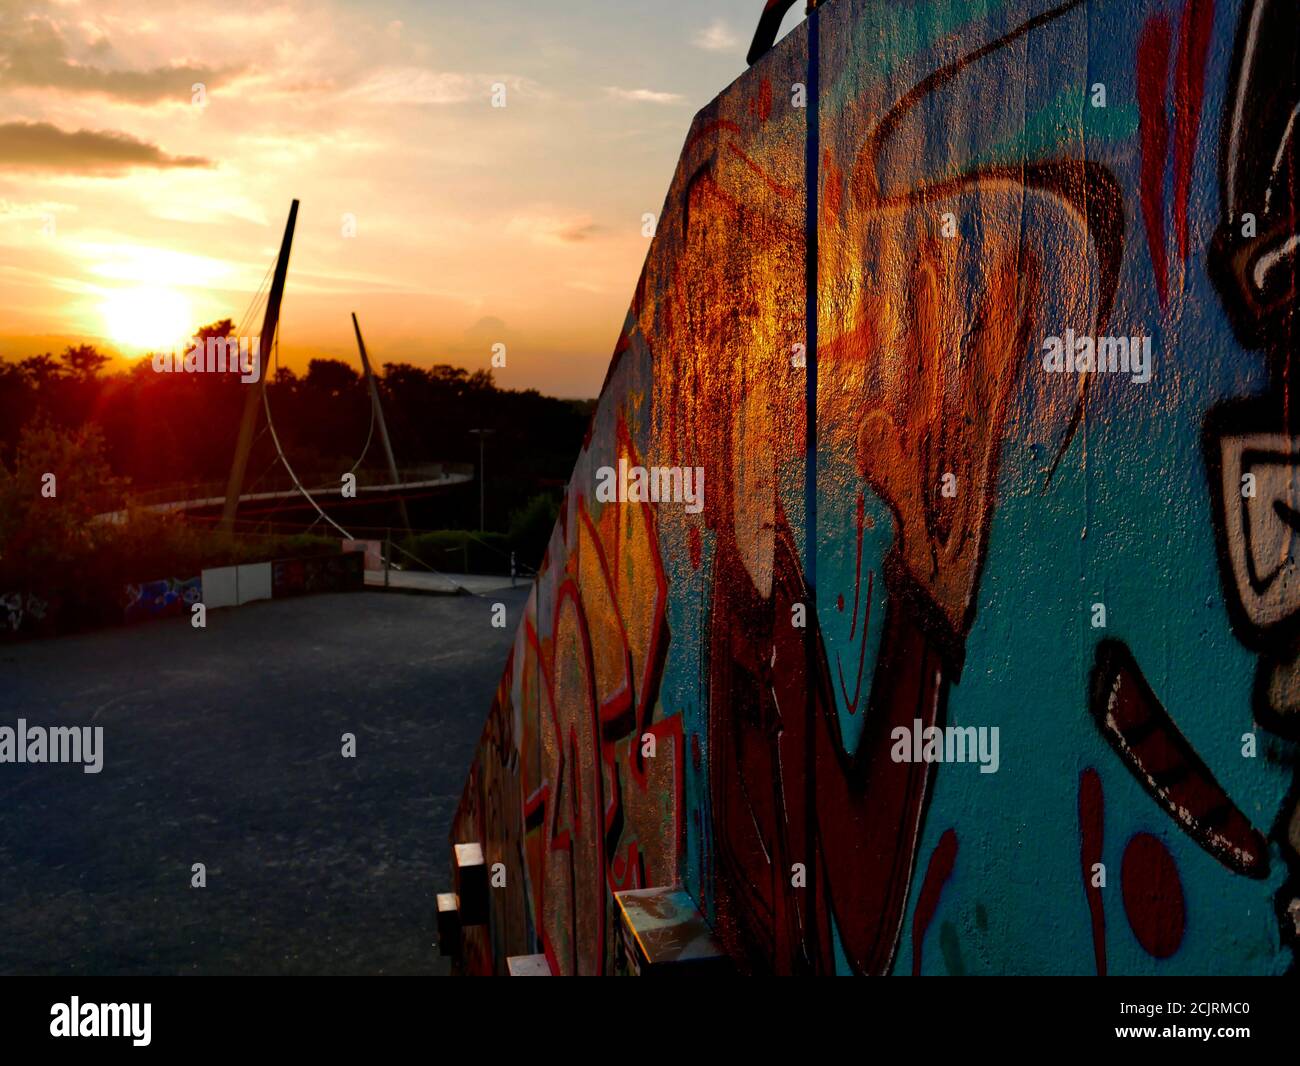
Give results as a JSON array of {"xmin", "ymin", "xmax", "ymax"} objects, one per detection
[
  {"xmin": 364, "ymin": 569, "xmax": 524, "ymax": 596},
  {"xmin": 0, "ymin": 589, "xmax": 527, "ymax": 975}
]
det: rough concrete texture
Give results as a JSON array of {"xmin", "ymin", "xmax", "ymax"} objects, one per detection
[{"xmin": 451, "ymin": 0, "xmax": 1299, "ymax": 975}]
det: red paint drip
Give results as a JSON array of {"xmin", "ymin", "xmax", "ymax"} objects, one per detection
[
  {"xmin": 834, "ymin": 492, "xmax": 874, "ymax": 715},
  {"xmin": 911, "ymin": 828, "xmax": 958, "ymax": 976},
  {"xmin": 822, "ymin": 147, "xmax": 843, "ymax": 225},
  {"xmin": 1137, "ymin": 14, "xmax": 1173, "ymax": 305},
  {"xmin": 1078, "ymin": 768, "xmax": 1107, "ymax": 977},
  {"xmin": 849, "ymin": 493, "xmax": 865, "ymax": 639},
  {"xmin": 1173, "ymin": 0, "xmax": 1215, "ymax": 265},
  {"xmin": 757, "ymin": 78, "xmax": 773, "ymax": 122},
  {"xmin": 688, "ymin": 525, "xmax": 702, "ymax": 571}
]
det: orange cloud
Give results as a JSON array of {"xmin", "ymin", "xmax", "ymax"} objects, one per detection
[
  {"xmin": 0, "ymin": 16, "xmax": 242, "ymax": 103},
  {"xmin": 0, "ymin": 121, "xmax": 210, "ymax": 172}
]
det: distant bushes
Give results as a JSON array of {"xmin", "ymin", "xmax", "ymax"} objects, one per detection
[
  {"xmin": 0, "ymin": 420, "xmax": 337, "ymax": 637},
  {"xmin": 95, "ymin": 513, "xmax": 337, "ymax": 583},
  {"xmin": 397, "ymin": 530, "xmax": 514, "ymax": 575},
  {"xmin": 507, "ymin": 492, "xmax": 559, "ymax": 567},
  {"xmin": 396, "ymin": 492, "xmax": 560, "ymax": 575},
  {"xmin": 0, "ymin": 337, "xmax": 593, "ymax": 536},
  {"xmin": 0, "ymin": 418, "xmax": 565, "ymax": 638},
  {"xmin": 0, "ymin": 419, "xmax": 125, "ymax": 574}
]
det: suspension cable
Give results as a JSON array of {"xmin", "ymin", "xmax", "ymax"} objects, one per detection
[{"xmin": 260, "ymin": 329, "xmax": 354, "ymax": 540}]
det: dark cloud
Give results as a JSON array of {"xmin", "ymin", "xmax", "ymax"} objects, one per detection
[
  {"xmin": 0, "ymin": 121, "xmax": 210, "ymax": 172},
  {"xmin": 556, "ymin": 221, "xmax": 601, "ymax": 242},
  {"xmin": 468, "ymin": 315, "xmax": 508, "ymax": 334},
  {"xmin": 0, "ymin": 16, "xmax": 242, "ymax": 103}
]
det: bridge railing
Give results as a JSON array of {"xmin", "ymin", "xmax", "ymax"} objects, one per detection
[{"xmin": 121, "ymin": 462, "xmax": 474, "ymax": 510}]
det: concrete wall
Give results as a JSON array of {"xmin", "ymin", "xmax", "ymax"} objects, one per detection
[
  {"xmin": 201, "ymin": 564, "xmax": 272, "ymax": 610},
  {"xmin": 450, "ymin": 0, "xmax": 1298, "ymax": 975}
]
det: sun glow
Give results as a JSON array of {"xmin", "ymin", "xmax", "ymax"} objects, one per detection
[{"xmin": 100, "ymin": 286, "xmax": 194, "ymax": 355}]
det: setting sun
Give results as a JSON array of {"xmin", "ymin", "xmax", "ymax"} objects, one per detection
[{"xmin": 100, "ymin": 286, "xmax": 194, "ymax": 355}]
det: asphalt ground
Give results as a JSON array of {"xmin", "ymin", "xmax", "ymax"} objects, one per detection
[{"xmin": 0, "ymin": 588, "xmax": 528, "ymax": 975}]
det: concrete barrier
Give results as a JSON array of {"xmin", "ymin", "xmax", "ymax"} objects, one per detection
[
  {"xmin": 449, "ymin": 0, "xmax": 1299, "ymax": 976},
  {"xmin": 200, "ymin": 563, "xmax": 272, "ymax": 609}
]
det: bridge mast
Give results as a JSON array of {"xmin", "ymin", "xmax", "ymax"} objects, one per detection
[
  {"xmin": 218, "ymin": 199, "xmax": 299, "ymax": 533},
  {"xmin": 351, "ymin": 312, "xmax": 411, "ymax": 534}
]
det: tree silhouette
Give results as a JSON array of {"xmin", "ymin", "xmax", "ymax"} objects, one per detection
[{"xmin": 59, "ymin": 344, "xmax": 110, "ymax": 382}]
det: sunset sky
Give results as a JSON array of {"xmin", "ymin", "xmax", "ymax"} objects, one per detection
[{"xmin": 0, "ymin": 0, "xmax": 802, "ymax": 397}]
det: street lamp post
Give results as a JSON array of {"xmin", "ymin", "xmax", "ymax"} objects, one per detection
[{"xmin": 468, "ymin": 428, "xmax": 495, "ymax": 533}]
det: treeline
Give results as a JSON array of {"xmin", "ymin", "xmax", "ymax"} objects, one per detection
[{"xmin": 0, "ymin": 321, "xmax": 595, "ymax": 531}]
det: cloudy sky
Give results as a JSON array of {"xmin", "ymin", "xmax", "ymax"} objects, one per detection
[{"xmin": 0, "ymin": 0, "xmax": 802, "ymax": 397}]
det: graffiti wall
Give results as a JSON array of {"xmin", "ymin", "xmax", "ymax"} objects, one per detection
[
  {"xmin": 270, "ymin": 552, "xmax": 365, "ymax": 598},
  {"xmin": 450, "ymin": 0, "xmax": 1298, "ymax": 975},
  {"xmin": 123, "ymin": 577, "xmax": 201, "ymax": 624},
  {"xmin": 0, "ymin": 590, "xmax": 52, "ymax": 638}
]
